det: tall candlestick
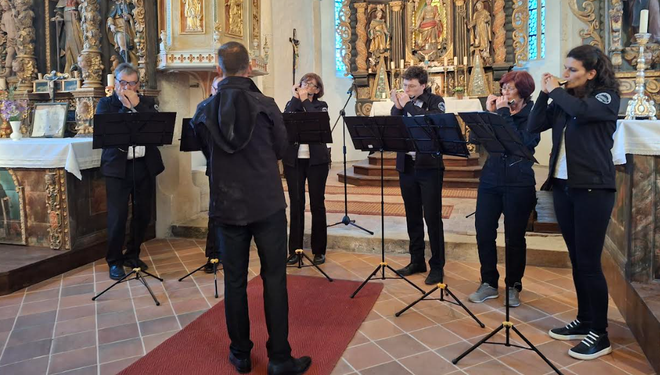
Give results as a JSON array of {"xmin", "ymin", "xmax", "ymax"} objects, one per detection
[
  {"xmin": 444, "ymin": 57, "xmax": 448, "ymax": 67},
  {"xmin": 453, "ymin": 56, "xmax": 458, "ymax": 66},
  {"xmin": 640, "ymin": 9, "xmax": 649, "ymax": 34},
  {"xmin": 390, "ymin": 61, "xmax": 395, "ymax": 70},
  {"xmin": 400, "ymin": 59, "xmax": 405, "ymax": 69},
  {"xmin": 107, "ymin": 74, "xmax": 115, "ymax": 87},
  {"xmin": 464, "ymin": 56, "xmax": 468, "ymax": 65}
]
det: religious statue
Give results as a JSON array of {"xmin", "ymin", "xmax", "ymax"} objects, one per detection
[
  {"xmin": 228, "ymin": 0, "xmax": 243, "ymax": 36},
  {"xmin": 0, "ymin": 0, "xmax": 17, "ymax": 77},
  {"xmin": 469, "ymin": 0, "xmax": 491, "ymax": 63},
  {"xmin": 415, "ymin": 0, "xmax": 443, "ymax": 52},
  {"xmin": 107, "ymin": 0, "xmax": 138, "ymax": 66},
  {"xmin": 53, "ymin": 0, "xmax": 84, "ymax": 74},
  {"xmin": 183, "ymin": 0, "xmax": 202, "ymax": 32},
  {"xmin": 368, "ymin": 7, "xmax": 390, "ymax": 58}
]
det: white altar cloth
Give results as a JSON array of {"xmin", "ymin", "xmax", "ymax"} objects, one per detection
[{"xmin": 612, "ymin": 120, "xmax": 660, "ymax": 165}]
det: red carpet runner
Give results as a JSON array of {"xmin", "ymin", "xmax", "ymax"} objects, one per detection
[{"xmin": 120, "ymin": 275, "xmax": 383, "ymax": 374}]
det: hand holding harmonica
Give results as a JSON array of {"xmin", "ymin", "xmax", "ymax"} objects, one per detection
[{"xmin": 541, "ymin": 73, "xmax": 568, "ymax": 93}]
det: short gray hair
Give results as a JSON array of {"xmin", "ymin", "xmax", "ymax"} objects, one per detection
[{"xmin": 114, "ymin": 63, "xmax": 139, "ymax": 79}]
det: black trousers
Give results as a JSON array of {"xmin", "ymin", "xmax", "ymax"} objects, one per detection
[
  {"xmin": 475, "ymin": 184, "xmax": 536, "ymax": 290},
  {"xmin": 399, "ymin": 158, "xmax": 445, "ymax": 272},
  {"xmin": 283, "ymin": 159, "xmax": 329, "ymax": 255},
  {"xmin": 105, "ymin": 159, "xmax": 154, "ymax": 267},
  {"xmin": 553, "ymin": 179, "xmax": 614, "ymax": 334},
  {"xmin": 217, "ymin": 209, "xmax": 292, "ymax": 362},
  {"xmin": 205, "ymin": 218, "xmax": 220, "ymax": 259}
]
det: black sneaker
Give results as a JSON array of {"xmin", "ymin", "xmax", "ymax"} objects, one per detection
[
  {"xmin": 424, "ymin": 269, "xmax": 443, "ymax": 285},
  {"xmin": 124, "ymin": 258, "xmax": 149, "ymax": 271},
  {"xmin": 395, "ymin": 263, "xmax": 427, "ymax": 276},
  {"xmin": 568, "ymin": 331, "xmax": 612, "ymax": 360},
  {"xmin": 548, "ymin": 319, "xmax": 590, "ymax": 341},
  {"xmin": 313, "ymin": 254, "xmax": 326, "ymax": 265},
  {"xmin": 287, "ymin": 254, "xmax": 300, "ymax": 265}
]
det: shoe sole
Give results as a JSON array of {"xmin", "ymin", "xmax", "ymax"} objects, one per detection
[
  {"xmin": 568, "ymin": 346, "xmax": 612, "ymax": 360},
  {"xmin": 548, "ymin": 331, "xmax": 588, "ymax": 341},
  {"xmin": 505, "ymin": 301, "xmax": 521, "ymax": 308},
  {"xmin": 468, "ymin": 294, "xmax": 499, "ymax": 303}
]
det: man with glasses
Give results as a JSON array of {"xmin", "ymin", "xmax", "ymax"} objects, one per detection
[
  {"xmin": 96, "ymin": 63, "xmax": 164, "ymax": 280},
  {"xmin": 390, "ymin": 65, "xmax": 447, "ymax": 286}
]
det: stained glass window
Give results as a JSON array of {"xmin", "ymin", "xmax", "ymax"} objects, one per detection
[
  {"xmin": 335, "ymin": 0, "xmax": 346, "ymax": 73},
  {"xmin": 528, "ymin": 0, "xmax": 546, "ymax": 60}
]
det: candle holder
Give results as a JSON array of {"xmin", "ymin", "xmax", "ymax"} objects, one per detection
[
  {"xmin": 443, "ymin": 65, "xmax": 448, "ymax": 97},
  {"xmin": 625, "ymin": 33, "xmax": 657, "ymax": 120}
]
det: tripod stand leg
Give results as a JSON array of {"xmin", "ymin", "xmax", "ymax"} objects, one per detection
[
  {"xmin": 511, "ymin": 325, "xmax": 563, "ymax": 374},
  {"xmin": 300, "ymin": 252, "xmax": 333, "ymax": 282},
  {"xmin": 349, "ymin": 222, "xmax": 374, "ymax": 235},
  {"xmin": 444, "ymin": 287, "xmax": 486, "ymax": 328},
  {"xmin": 395, "ymin": 286, "xmax": 438, "ymax": 317},
  {"xmin": 178, "ymin": 264, "xmax": 206, "ymax": 281},
  {"xmin": 452, "ymin": 324, "xmax": 505, "ymax": 365},
  {"xmin": 136, "ymin": 272, "xmax": 161, "ymax": 306},
  {"xmin": 386, "ymin": 265, "xmax": 425, "ymax": 294},
  {"xmin": 92, "ymin": 270, "xmax": 136, "ymax": 301},
  {"xmin": 214, "ymin": 262, "xmax": 219, "ymax": 299},
  {"xmin": 350, "ymin": 265, "xmax": 382, "ymax": 298},
  {"xmin": 140, "ymin": 269, "xmax": 164, "ymax": 282}
]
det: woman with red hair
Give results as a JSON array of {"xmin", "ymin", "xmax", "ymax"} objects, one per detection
[{"xmin": 468, "ymin": 71, "xmax": 540, "ymax": 308}]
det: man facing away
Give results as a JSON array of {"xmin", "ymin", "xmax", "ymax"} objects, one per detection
[{"xmin": 191, "ymin": 41, "xmax": 311, "ymax": 375}]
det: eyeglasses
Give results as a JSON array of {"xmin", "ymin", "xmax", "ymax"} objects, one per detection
[
  {"xmin": 117, "ymin": 80, "xmax": 139, "ymax": 87},
  {"xmin": 501, "ymin": 85, "xmax": 517, "ymax": 92},
  {"xmin": 302, "ymin": 81, "xmax": 318, "ymax": 89}
]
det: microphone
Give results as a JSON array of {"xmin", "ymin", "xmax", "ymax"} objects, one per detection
[{"xmin": 347, "ymin": 83, "xmax": 356, "ymax": 95}]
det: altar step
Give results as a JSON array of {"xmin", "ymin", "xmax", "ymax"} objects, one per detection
[{"xmin": 337, "ymin": 152, "xmax": 481, "ymax": 188}]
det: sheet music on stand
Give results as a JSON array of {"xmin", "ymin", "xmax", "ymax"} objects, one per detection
[
  {"xmin": 459, "ymin": 112, "xmax": 537, "ymax": 163},
  {"xmin": 402, "ymin": 113, "xmax": 469, "ymax": 158},
  {"xmin": 282, "ymin": 112, "xmax": 333, "ymax": 144}
]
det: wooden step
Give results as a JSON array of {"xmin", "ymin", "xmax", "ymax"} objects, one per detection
[
  {"xmin": 367, "ymin": 152, "xmax": 480, "ymax": 167},
  {"xmin": 368, "ymin": 152, "xmax": 397, "ymax": 166},
  {"xmin": 352, "ymin": 160, "xmax": 481, "ymax": 179},
  {"xmin": 337, "ymin": 169, "xmax": 480, "ymax": 189}
]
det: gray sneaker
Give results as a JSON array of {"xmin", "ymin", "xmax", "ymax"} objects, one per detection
[
  {"xmin": 468, "ymin": 283, "xmax": 499, "ymax": 303},
  {"xmin": 506, "ymin": 287, "xmax": 521, "ymax": 307}
]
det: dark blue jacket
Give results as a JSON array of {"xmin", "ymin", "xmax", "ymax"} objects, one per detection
[
  {"xmin": 96, "ymin": 94, "xmax": 165, "ymax": 179},
  {"xmin": 475, "ymin": 102, "xmax": 540, "ymax": 187}
]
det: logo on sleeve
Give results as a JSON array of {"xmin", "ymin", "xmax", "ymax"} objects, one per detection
[
  {"xmin": 438, "ymin": 102, "xmax": 446, "ymax": 112},
  {"xmin": 322, "ymin": 107, "xmax": 328, "ymax": 112},
  {"xmin": 595, "ymin": 93, "xmax": 612, "ymax": 105}
]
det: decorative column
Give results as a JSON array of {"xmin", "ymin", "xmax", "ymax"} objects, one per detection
[
  {"xmin": 512, "ymin": 0, "xmax": 529, "ymax": 66},
  {"xmin": 568, "ymin": 0, "xmax": 602, "ymax": 49},
  {"xmin": 455, "ymin": 0, "xmax": 468, "ymax": 66},
  {"xmin": 133, "ymin": 0, "xmax": 147, "ymax": 87},
  {"xmin": 609, "ymin": 0, "xmax": 624, "ymax": 67},
  {"xmin": 390, "ymin": 1, "xmax": 404, "ymax": 69},
  {"xmin": 493, "ymin": 0, "xmax": 506, "ymax": 64},
  {"xmin": 45, "ymin": 170, "xmax": 70, "ymax": 251},
  {"xmin": 354, "ymin": 2, "xmax": 368, "ymax": 73},
  {"xmin": 79, "ymin": 0, "xmax": 104, "ymax": 89},
  {"xmin": 14, "ymin": 0, "xmax": 37, "ymax": 94},
  {"xmin": 337, "ymin": 0, "xmax": 352, "ymax": 76}
]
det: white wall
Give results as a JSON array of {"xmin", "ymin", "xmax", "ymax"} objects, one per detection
[{"xmin": 522, "ymin": 0, "xmax": 584, "ymax": 166}]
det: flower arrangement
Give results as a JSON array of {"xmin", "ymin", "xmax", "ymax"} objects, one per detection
[
  {"xmin": 454, "ymin": 86, "xmax": 465, "ymax": 99},
  {"xmin": 0, "ymin": 88, "xmax": 28, "ymax": 122}
]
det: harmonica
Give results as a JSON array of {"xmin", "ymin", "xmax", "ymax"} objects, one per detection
[
  {"xmin": 507, "ymin": 99, "xmax": 515, "ymax": 106},
  {"xmin": 558, "ymin": 79, "xmax": 568, "ymax": 86}
]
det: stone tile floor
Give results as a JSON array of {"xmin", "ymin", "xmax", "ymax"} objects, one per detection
[{"xmin": 0, "ymin": 238, "xmax": 654, "ymax": 375}]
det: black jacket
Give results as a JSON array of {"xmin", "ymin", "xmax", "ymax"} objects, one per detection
[
  {"xmin": 474, "ymin": 102, "xmax": 540, "ymax": 187},
  {"xmin": 282, "ymin": 96, "xmax": 331, "ymax": 167},
  {"xmin": 190, "ymin": 76, "xmax": 288, "ymax": 225},
  {"xmin": 391, "ymin": 91, "xmax": 446, "ymax": 172},
  {"xmin": 96, "ymin": 94, "xmax": 165, "ymax": 179},
  {"xmin": 528, "ymin": 88, "xmax": 620, "ymax": 190}
]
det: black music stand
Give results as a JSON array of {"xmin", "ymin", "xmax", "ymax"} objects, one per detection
[
  {"xmin": 178, "ymin": 117, "xmax": 223, "ymax": 298},
  {"xmin": 283, "ymin": 112, "xmax": 334, "ymax": 282},
  {"xmin": 344, "ymin": 116, "xmax": 425, "ymax": 298},
  {"xmin": 394, "ymin": 114, "xmax": 485, "ymax": 328},
  {"xmin": 92, "ymin": 111, "xmax": 176, "ymax": 306},
  {"xmin": 452, "ymin": 112, "xmax": 562, "ymax": 375}
]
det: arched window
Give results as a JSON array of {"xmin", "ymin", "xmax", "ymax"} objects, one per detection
[
  {"xmin": 528, "ymin": 0, "xmax": 546, "ymax": 60},
  {"xmin": 335, "ymin": 0, "xmax": 347, "ymax": 73}
]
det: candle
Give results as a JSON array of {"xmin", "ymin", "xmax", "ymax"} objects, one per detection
[
  {"xmin": 0, "ymin": 78, "xmax": 6, "ymax": 90},
  {"xmin": 464, "ymin": 56, "xmax": 468, "ymax": 65},
  {"xmin": 107, "ymin": 74, "xmax": 115, "ymax": 87},
  {"xmin": 37, "ymin": 73, "xmax": 43, "ymax": 80},
  {"xmin": 400, "ymin": 59, "xmax": 404, "ymax": 69},
  {"xmin": 453, "ymin": 56, "xmax": 458, "ymax": 66},
  {"xmin": 640, "ymin": 9, "xmax": 649, "ymax": 34},
  {"xmin": 444, "ymin": 57, "xmax": 448, "ymax": 66},
  {"xmin": 390, "ymin": 61, "xmax": 395, "ymax": 70}
]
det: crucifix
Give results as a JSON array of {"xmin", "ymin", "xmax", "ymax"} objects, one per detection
[{"xmin": 289, "ymin": 28, "xmax": 299, "ymax": 85}]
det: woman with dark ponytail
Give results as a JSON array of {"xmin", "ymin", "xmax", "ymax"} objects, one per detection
[{"xmin": 528, "ymin": 45, "xmax": 620, "ymax": 361}]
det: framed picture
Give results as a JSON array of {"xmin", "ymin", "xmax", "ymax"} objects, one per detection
[
  {"xmin": 33, "ymin": 80, "xmax": 49, "ymax": 93},
  {"xmin": 60, "ymin": 79, "xmax": 81, "ymax": 92},
  {"xmin": 31, "ymin": 103, "xmax": 68, "ymax": 138}
]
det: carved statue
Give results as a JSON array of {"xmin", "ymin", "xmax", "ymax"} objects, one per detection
[
  {"xmin": 54, "ymin": 0, "xmax": 84, "ymax": 73},
  {"xmin": 183, "ymin": 0, "xmax": 202, "ymax": 32},
  {"xmin": 0, "ymin": 0, "xmax": 16, "ymax": 77},
  {"xmin": 469, "ymin": 0, "xmax": 491, "ymax": 63},
  {"xmin": 228, "ymin": 0, "xmax": 243, "ymax": 36},
  {"xmin": 415, "ymin": 0, "xmax": 442, "ymax": 51},
  {"xmin": 368, "ymin": 8, "xmax": 390, "ymax": 58},
  {"xmin": 107, "ymin": 0, "xmax": 137, "ymax": 65}
]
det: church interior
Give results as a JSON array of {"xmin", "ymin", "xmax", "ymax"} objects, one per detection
[{"xmin": 0, "ymin": 0, "xmax": 659, "ymax": 374}]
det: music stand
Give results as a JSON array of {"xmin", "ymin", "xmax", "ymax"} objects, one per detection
[
  {"xmin": 344, "ymin": 116, "xmax": 425, "ymax": 298},
  {"xmin": 452, "ymin": 112, "xmax": 562, "ymax": 375},
  {"xmin": 283, "ymin": 112, "xmax": 334, "ymax": 282},
  {"xmin": 393, "ymin": 114, "xmax": 485, "ymax": 328},
  {"xmin": 178, "ymin": 117, "xmax": 222, "ymax": 298},
  {"xmin": 92, "ymin": 111, "xmax": 176, "ymax": 306}
]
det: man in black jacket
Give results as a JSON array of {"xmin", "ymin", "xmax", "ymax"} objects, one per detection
[
  {"xmin": 390, "ymin": 65, "xmax": 446, "ymax": 285},
  {"xmin": 191, "ymin": 42, "xmax": 311, "ymax": 375},
  {"xmin": 96, "ymin": 63, "xmax": 164, "ymax": 281}
]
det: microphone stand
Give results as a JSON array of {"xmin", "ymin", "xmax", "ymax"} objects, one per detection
[{"xmin": 327, "ymin": 84, "xmax": 374, "ymax": 235}]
